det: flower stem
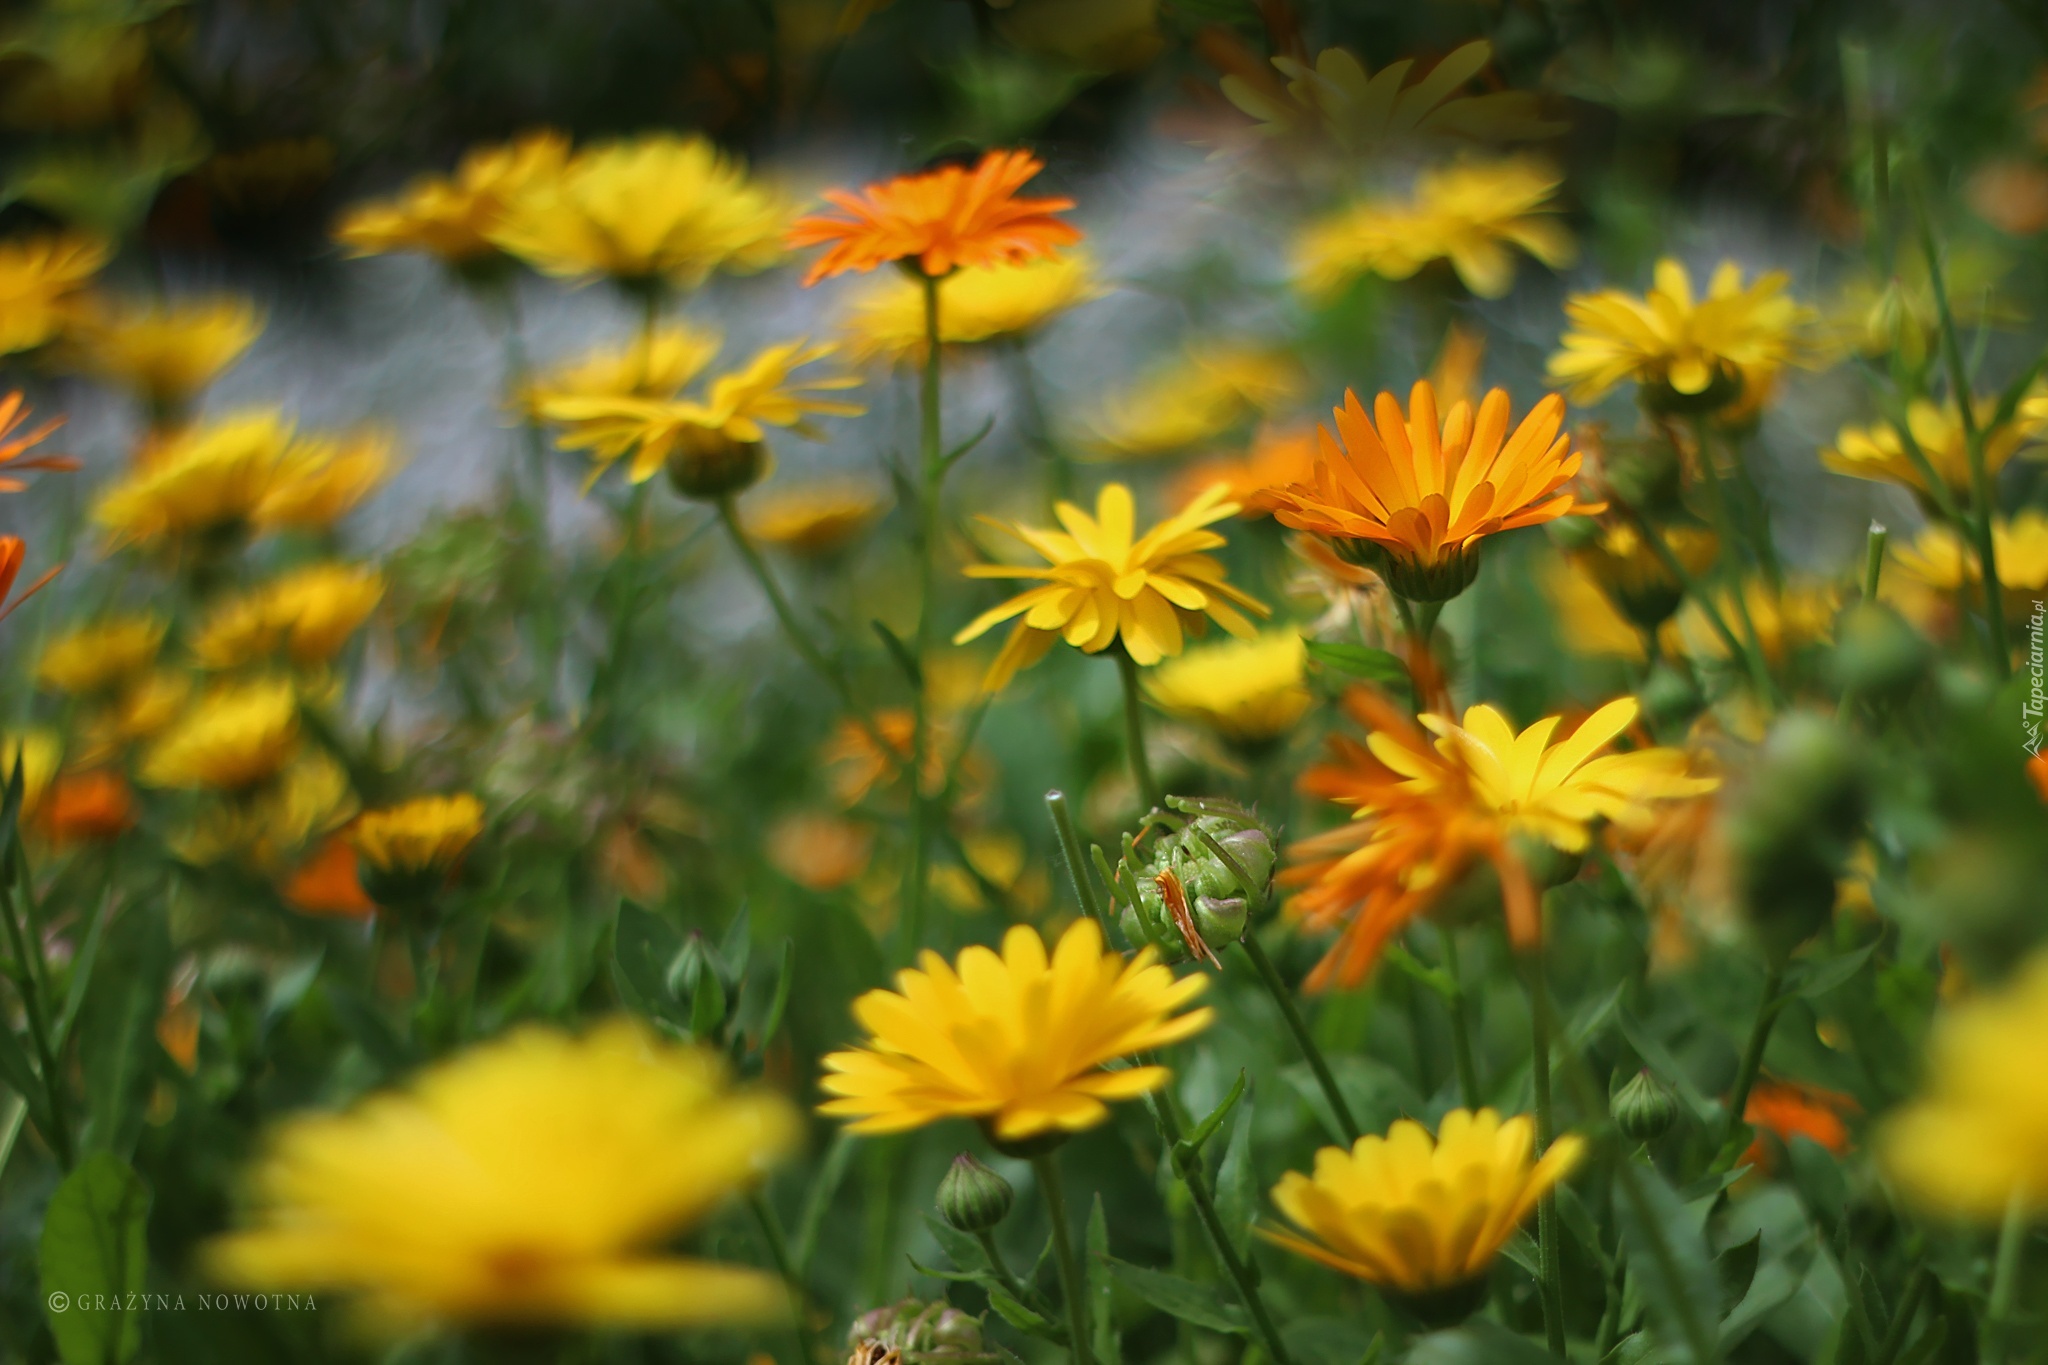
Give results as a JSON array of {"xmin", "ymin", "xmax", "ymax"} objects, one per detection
[
  {"xmin": 971, "ymin": 1227, "xmax": 1045, "ymax": 1316},
  {"xmin": 1521, "ymin": 944, "xmax": 1568, "ymax": 1358},
  {"xmin": 1031, "ymin": 1151, "xmax": 1095, "ymax": 1365},
  {"xmin": 1989, "ymin": 1191, "xmax": 2028, "ymax": 1354},
  {"xmin": 1441, "ymin": 930, "xmax": 1483, "ymax": 1110},
  {"xmin": 901, "ymin": 273, "xmax": 946, "ymax": 961},
  {"xmin": 1047, "ymin": 790, "xmax": 1117, "ymax": 940},
  {"xmin": 1685, "ymin": 415, "xmax": 1779, "ymax": 708},
  {"xmin": 1713, "ymin": 961, "xmax": 1788, "ymax": 1170},
  {"xmin": 748, "ymin": 1192, "xmax": 824, "ymax": 1365},
  {"xmin": 0, "ymin": 845, "xmax": 68, "ymax": 1169},
  {"xmin": 1238, "ymin": 932, "xmax": 1359, "ymax": 1142},
  {"xmin": 1114, "ymin": 649, "xmax": 1162, "ymax": 811}
]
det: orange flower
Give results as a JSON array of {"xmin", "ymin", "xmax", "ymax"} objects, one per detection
[
  {"xmin": 0, "ymin": 537, "xmax": 59, "ymax": 623},
  {"xmin": 1741, "ymin": 1078, "xmax": 1857, "ymax": 1172},
  {"xmin": 1266, "ymin": 380, "xmax": 1601, "ymax": 601},
  {"xmin": 787, "ymin": 150, "xmax": 1080, "ymax": 285},
  {"xmin": 0, "ymin": 392, "xmax": 75, "ymax": 490},
  {"xmin": 283, "ymin": 834, "xmax": 376, "ymax": 918},
  {"xmin": 765, "ymin": 812, "xmax": 874, "ymax": 892},
  {"xmin": 1170, "ymin": 425, "xmax": 1318, "ymax": 515},
  {"xmin": 33, "ymin": 770, "xmax": 134, "ymax": 845}
]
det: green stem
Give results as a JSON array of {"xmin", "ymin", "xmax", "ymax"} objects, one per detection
[
  {"xmin": 1871, "ymin": 1264, "xmax": 1930, "ymax": 1365},
  {"xmin": 1441, "ymin": 931, "xmax": 1483, "ymax": 1110},
  {"xmin": 1840, "ymin": 522, "xmax": 1891, "ymax": 723},
  {"xmin": 750, "ymin": 1192, "xmax": 824, "ymax": 1365},
  {"xmin": 1239, "ymin": 933, "xmax": 1359, "ymax": 1142},
  {"xmin": 1611, "ymin": 496, "xmax": 1751, "ymax": 681},
  {"xmin": 1114, "ymin": 649, "xmax": 1162, "ymax": 811},
  {"xmin": 0, "ymin": 849, "xmax": 69, "ymax": 1169},
  {"xmin": 1989, "ymin": 1192, "xmax": 2027, "ymax": 1348},
  {"xmin": 1031, "ymin": 1152, "xmax": 1095, "ymax": 1365},
  {"xmin": 971, "ymin": 1228, "xmax": 1045, "ymax": 1317},
  {"xmin": 1714, "ymin": 962, "xmax": 1789, "ymax": 1168},
  {"xmin": 902, "ymin": 273, "xmax": 945, "ymax": 963},
  {"xmin": 1686, "ymin": 416, "xmax": 1779, "ymax": 708},
  {"xmin": 1047, "ymin": 791, "xmax": 1116, "ymax": 940},
  {"xmin": 1522, "ymin": 946, "xmax": 1567, "ymax": 1358}
]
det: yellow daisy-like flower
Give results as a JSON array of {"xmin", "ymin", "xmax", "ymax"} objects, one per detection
[
  {"xmin": 84, "ymin": 670, "xmax": 192, "ymax": 755},
  {"xmin": 172, "ymin": 748, "xmax": 356, "ymax": 872},
  {"xmin": 818, "ymin": 919, "xmax": 1211, "ymax": 1142},
  {"xmin": 1261, "ymin": 1108, "xmax": 1584, "ymax": 1297},
  {"xmin": 1265, "ymin": 380, "xmax": 1602, "ymax": 602},
  {"xmin": 486, "ymin": 134, "xmax": 786, "ymax": 287},
  {"xmin": 953, "ymin": 483, "xmax": 1271, "ymax": 692},
  {"xmin": 255, "ymin": 429, "xmax": 396, "ymax": 529},
  {"xmin": 62, "ymin": 294, "xmax": 263, "ymax": 407},
  {"xmin": 519, "ymin": 323, "xmax": 724, "ymax": 417},
  {"xmin": 1676, "ymin": 578, "xmax": 1837, "ymax": 666},
  {"xmin": 140, "ymin": 678, "xmax": 300, "ymax": 792},
  {"xmin": 335, "ymin": 132, "xmax": 570, "ymax": 265},
  {"xmin": 839, "ymin": 251, "xmax": 1102, "ymax": 366},
  {"xmin": 36, "ymin": 614, "xmax": 165, "ymax": 696},
  {"xmin": 742, "ymin": 480, "xmax": 888, "ymax": 557},
  {"xmin": 1547, "ymin": 258, "xmax": 1818, "ymax": 410},
  {"xmin": 1823, "ymin": 398, "xmax": 2045, "ymax": 502},
  {"xmin": 0, "ymin": 232, "xmax": 108, "ymax": 355},
  {"xmin": 192, "ymin": 564, "xmax": 385, "ymax": 670},
  {"xmin": 1888, "ymin": 512, "xmax": 2048, "ymax": 630},
  {"xmin": 351, "ymin": 794, "xmax": 486, "ymax": 878},
  {"xmin": 1084, "ymin": 342, "xmax": 1307, "ymax": 458},
  {"xmin": 1879, "ymin": 950, "xmax": 2048, "ymax": 1217},
  {"xmin": 205, "ymin": 1019, "xmax": 800, "ymax": 1330},
  {"xmin": 539, "ymin": 339, "xmax": 863, "ymax": 492},
  {"xmin": 1294, "ymin": 157, "xmax": 1575, "ymax": 301},
  {"xmin": 1144, "ymin": 630, "xmax": 1312, "ymax": 744}
]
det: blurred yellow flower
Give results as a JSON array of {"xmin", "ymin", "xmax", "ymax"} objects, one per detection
[
  {"xmin": 839, "ymin": 252, "xmax": 1101, "ymax": 365},
  {"xmin": 351, "ymin": 794, "xmax": 485, "ymax": 878},
  {"xmin": 173, "ymin": 749, "xmax": 356, "ymax": 871},
  {"xmin": 1262, "ymin": 1108, "xmax": 1583, "ymax": 1297},
  {"xmin": 335, "ymin": 132, "xmax": 570, "ymax": 265},
  {"xmin": 1823, "ymin": 398, "xmax": 2045, "ymax": 502},
  {"xmin": 256, "ymin": 429, "xmax": 396, "ymax": 529},
  {"xmin": 819, "ymin": 918, "xmax": 1210, "ymax": 1141},
  {"xmin": 1540, "ymin": 554, "xmax": 1681, "ymax": 660},
  {"xmin": 742, "ymin": 480, "xmax": 887, "ymax": 557},
  {"xmin": 488, "ymin": 134, "xmax": 786, "ymax": 286},
  {"xmin": 1880, "ymin": 951, "xmax": 2048, "ymax": 1217},
  {"xmin": 1144, "ymin": 630, "xmax": 1312, "ymax": 743},
  {"xmin": 63, "ymin": 295, "xmax": 263, "ymax": 407},
  {"xmin": 193, "ymin": 564, "xmax": 385, "ymax": 670},
  {"xmin": 1265, "ymin": 380, "xmax": 1601, "ymax": 602},
  {"xmin": 1677, "ymin": 578, "xmax": 1836, "ymax": 665},
  {"xmin": 86, "ymin": 670, "xmax": 192, "ymax": 753},
  {"xmin": 1889, "ymin": 513, "xmax": 2048, "ymax": 628},
  {"xmin": 206, "ymin": 1019, "xmax": 800, "ymax": 1329},
  {"xmin": 0, "ymin": 731, "xmax": 62, "ymax": 814},
  {"xmin": 37, "ymin": 614, "xmax": 165, "ymax": 696},
  {"xmin": 1084, "ymin": 342, "xmax": 1306, "ymax": 458},
  {"xmin": 520, "ymin": 323, "xmax": 723, "ymax": 417},
  {"xmin": 141, "ymin": 678, "xmax": 300, "ymax": 791},
  {"xmin": 0, "ymin": 232, "xmax": 107, "ymax": 354},
  {"xmin": 1548, "ymin": 259, "xmax": 1818, "ymax": 410},
  {"xmin": 1570, "ymin": 521, "xmax": 1718, "ymax": 629},
  {"xmin": 954, "ymin": 483, "xmax": 1270, "ymax": 691},
  {"xmin": 1295, "ymin": 157, "xmax": 1574, "ymax": 300}
]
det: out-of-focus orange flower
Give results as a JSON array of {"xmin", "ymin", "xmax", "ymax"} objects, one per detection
[
  {"xmin": 1968, "ymin": 159, "xmax": 2048, "ymax": 236},
  {"xmin": 157, "ymin": 970, "xmax": 201, "ymax": 1073},
  {"xmin": 283, "ymin": 834, "xmax": 376, "ymax": 918},
  {"xmin": 2029, "ymin": 752, "xmax": 2048, "ymax": 803},
  {"xmin": 765, "ymin": 811, "xmax": 874, "ymax": 892},
  {"xmin": 0, "ymin": 537, "xmax": 60, "ymax": 623},
  {"xmin": 823, "ymin": 708, "xmax": 971, "ymax": 807},
  {"xmin": 0, "ymin": 392, "xmax": 76, "ymax": 490},
  {"xmin": 787, "ymin": 150, "xmax": 1080, "ymax": 285},
  {"xmin": 34, "ymin": 770, "xmax": 134, "ymax": 845},
  {"xmin": 1741, "ymin": 1078, "xmax": 1857, "ymax": 1172},
  {"xmin": 1171, "ymin": 425, "xmax": 1318, "ymax": 514}
]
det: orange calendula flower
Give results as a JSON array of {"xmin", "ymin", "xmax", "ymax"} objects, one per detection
[
  {"xmin": 1266, "ymin": 380, "xmax": 1601, "ymax": 601},
  {"xmin": 284, "ymin": 834, "xmax": 377, "ymax": 918},
  {"xmin": 1286, "ymin": 689, "xmax": 1714, "ymax": 989},
  {"xmin": 787, "ymin": 149, "xmax": 1080, "ymax": 285},
  {"xmin": 34, "ymin": 769, "xmax": 135, "ymax": 846},
  {"xmin": 1741, "ymin": 1078, "xmax": 1857, "ymax": 1173},
  {"xmin": 953, "ymin": 483, "xmax": 1270, "ymax": 692},
  {"xmin": 1171, "ymin": 425, "xmax": 1319, "ymax": 515}
]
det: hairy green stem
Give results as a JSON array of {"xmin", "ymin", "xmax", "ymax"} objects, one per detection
[
  {"xmin": 1239, "ymin": 933, "xmax": 1359, "ymax": 1142},
  {"xmin": 1031, "ymin": 1152, "xmax": 1095, "ymax": 1365},
  {"xmin": 750, "ymin": 1192, "xmax": 824, "ymax": 1365},
  {"xmin": 1441, "ymin": 931, "xmax": 1483, "ymax": 1110},
  {"xmin": 1522, "ymin": 946, "xmax": 1567, "ymax": 1357},
  {"xmin": 1047, "ymin": 791, "xmax": 1115, "ymax": 939},
  {"xmin": 1715, "ymin": 962, "xmax": 1789, "ymax": 1168},
  {"xmin": 902, "ymin": 273, "xmax": 945, "ymax": 961},
  {"xmin": 1114, "ymin": 649, "xmax": 1162, "ymax": 810}
]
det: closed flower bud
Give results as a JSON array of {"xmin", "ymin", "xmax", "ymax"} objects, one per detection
[
  {"xmin": 936, "ymin": 1152, "xmax": 1013, "ymax": 1232},
  {"xmin": 664, "ymin": 428, "xmax": 767, "ymax": 501},
  {"xmin": 929, "ymin": 1307, "xmax": 983, "ymax": 1352},
  {"xmin": 1639, "ymin": 661, "xmax": 1703, "ymax": 729},
  {"xmin": 1118, "ymin": 802, "xmax": 1279, "ymax": 963},
  {"xmin": 1829, "ymin": 601, "xmax": 1930, "ymax": 702},
  {"xmin": 1611, "ymin": 1069, "xmax": 1681, "ymax": 1142}
]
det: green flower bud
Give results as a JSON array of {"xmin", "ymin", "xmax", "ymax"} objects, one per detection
[
  {"xmin": 664, "ymin": 428, "xmax": 767, "ymax": 501},
  {"xmin": 1639, "ymin": 661, "xmax": 1703, "ymax": 729},
  {"xmin": 1829, "ymin": 601, "xmax": 1931, "ymax": 703},
  {"xmin": 936, "ymin": 1153, "xmax": 1014, "ymax": 1232},
  {"xmin": 1611, "ymin": 1069, "xmax": 1681, "ymax": 1142}
]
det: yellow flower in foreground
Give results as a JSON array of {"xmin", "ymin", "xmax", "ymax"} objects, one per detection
[
  {"xmin": 352, "ymin": 794, "xmax": 485, "ymax": 877},
  {"xmin": 1262, "ymin": 1108, "xmax": 1584, "ymax": 1297},
  {"xmin": 37, "ymin": 614, "xmax": 165, "ymax": 695},
  {"xmin": 1880, "ymin": 951, "xmax": 2048, "ymax": 1216},
  {"xmin": 1265, "ymin": 380, "xmax": 1601, "ymax": 602},
  {"xmin": 1144, "ymin": 631, "xmax": 1311, "ymax": 743},
  {"xmin": 487, "ymin": 134, "xmax": 786, "ymax": 286},
  {"xmin": 1548, "ymin": 259, "xmax": 1817, "ymax": 410},
  {"xmin": 954, "ymin": 483, "xmax": 1270, "ymax": 692},
  {"xmin": 840, "ymin": 252, "xmax": 1102, "ymax": 365},
  {"xmin": 335, "ymin": 132, "xmax": 569, "ymax": 265},
  {"xmin": 520, "ymin": 323, "xmax": 723, "ymax": 416},
  {"xmin": 819, "ymin": 919, "xmax": 1210, "ymax": 1142},
  {"xmin": 1823, "ymin": 398, "xmax": 2044, "ymax": 502},
  {"xmin": 141, "ymin": 679, "xmax": 299, "ymax": 791},
  {"xmin": 193, "ymin": 564, "xmax": 384, "ymax": 669},
  {"xmin": 0, "ymin": 232, "xmax": 107, "ymax": 354},
  {"xmin": 206, "ymin": 1019, "xmax": 800, "ymax": 1329},
  {"xmin": 742, "ymin": 480, "xmax": 888, "ymax": 557},
  {"xmin": 63, "ymin": 294, "xmax": 262, "ymax": 407},
  {"xmin": 1084, "ymin": 342, "xmax": 1306, "ymax": 458},
  {"xmin": 1295, "ymin": 157, "xmax": 1575, "ymax": 300}
]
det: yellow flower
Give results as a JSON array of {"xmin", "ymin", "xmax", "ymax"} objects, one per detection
[
  {"xmin": 62, "ymin": 294, "xmax": 262, "ymax": 407},
  {"xmin": 335, "ymin": 132, "xmax": 570, "ymax": 265},
  {"xmin": 1548, "ymin": 259, "xmax": 1818, "ymax": 410},
  {"xmin": 1677, "ymin": 578, "xmax": 1836, "ymax": 666},
  {"xmin": 172, "ymin": 749, "xmax": 356, "ymax": 871},
  {"xmin": 1823, "ymin": 398, "xmax": 2044, "ymax": 502},
  {"xmin": 839, "ymin": 252, "xmax": 1102, "ymax": 365},
  {"xmin": 1539, "ymin": 555, "xmax": 1680, "ymax": 661},
  {"xmin": 1569, "ymin": 521, "xmax": 1718, "ymax": 628},
  {"xmin": 1888, "ymin": 513, "xmax": 2048, "ymax": 629},
  {"xmin": 140, "ymin": 679, "xmax": 300, "ymax": 791},
  {"xmin": 84, "ymin": 670, "xmax": 191, "ymax": 753},
  {"xmin": 1879, "ymin": 951, "xmax": 2048, "ymax": 1217},
  {"xmin": 539, "ymin": 339, "xmax": 863, "ymax": 492},
  {"xmin": 1295, "ymin": 157, "xmax": 1575, "ymax": 301},
  {"xmin": 742, "ymin": 480, "xmax": 888, "ymax": 557},
  {"xmin": 256, "ymin": 429, "xmax": 396, "ymax": 529},
  {"xmin": 351, "ymin": 794, "xmax": 485, "ymax": 877},
  {"xmin": 193, "ymin": 564, "xmax": 384, "ymax": 670},
  {"xmin": 487, "ymin": 134, "xmax": 786, "ymax": 286},
  {"xmin": 953, "ymin": 483, "xmax": 1270, "ymax": 692},
  {"xmin": 1083, "ymin": 342, "xmax": 1307, "ymax": 458},
  {"xmin": 818, "ymin": 918, "xmax": 1210, "ymax": 1141},
  {"xmin": 0, "ymin": 732, "xmax": 63, "ymax": 815},
  {"xmin": 1261, "ymin": 1108, "xmax": 1584, "ymax": 1297},
  {"xmin": 37, "ymin": 614, "xmax": 165, "ymax": 696},
  {"xmin": 1265, "ymin": 380, "xmax": 1602, "ymax": 602},
  {"xmin": 205, "ymin": 1019, "xmax": 800, "ymax": 1329},
  {"xmin": 0, "ymin": 233, "xmax": 107, "ymax": 354},
  {"xmin": 519, "ymin": 323, "xmax": 724, "ymax": 417},
  {"xmin": 1144, "ymin": 631, "xmax": 1311, "ymax": 743}
]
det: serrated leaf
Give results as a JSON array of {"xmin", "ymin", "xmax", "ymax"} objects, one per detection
[
  {"xmin": 1304, "ymin": 641, "xmax": 1410, "ymax": 686},
  {"xmin": 39, "ymin": 1152, "xmax": 150, "ymax": 1365},
  {"xmin": 1101, "ymin": 1256, "xmax": 1248, "ymax": 1335}
]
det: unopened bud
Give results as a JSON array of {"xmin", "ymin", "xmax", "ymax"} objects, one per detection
[
  {"xmin": 664, "ymin": 428, "xmax": 767, "ymax": 501},
  {"xmin": 1830, "ymin": 601, "xmax": 1930, "ymax": 702},
  {"xmin": 936, "ymin": 1152, "xmax": 1013, "ymax": 1232},
  {"xmin": 1611, "ymin": 1069, "xmax": 1681, "ymax": 1142}
]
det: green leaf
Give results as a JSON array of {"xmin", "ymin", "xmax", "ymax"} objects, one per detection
[
  {"xmin": 907, "ymin": 1254, "xmax": 1001, "ymax": 1286},
  {"xmin": 1407, "ymin": 1323, "xmax": 1558, "ymax": 1365},
  {"xmin": 1788, "ymin": 942, "xmax": 1876, "ymax": 999},
  {"xmin": 1717, "ymin": 1257, "xmax": 1802, "ymax": 1350},
  {"xmin": 921, "ymin": 1211, "xmax": 991, "ymax": 1273},
  {"xmin": 987, "ymin": 1284, "xmax": 1061, "ymax": 1341},
  {"xmin": 39, "ymin": 1152, "xmax": 151, "ymax": 1365},
  {"xmin": 1614, "ymin": 1159, "xmax": 1719, "ymax": 1365},
  {"xmin": 1304, "ymin": 641, "xmax": 1410, "ymax": 687},
  {"xmin": 1714, "ymin": 1232, "xmax": 1760, "ymax": 1314},
  {"xmin": 1280, "ymin": 1318, "xmax": 1380, "ymax": 1365},
  {"xmin": 612, "ymin": 902, "xmax": 681, "ymax": 1014},
  {"xmin": 1086, "ymin": 1196, "xmax": 1118, "ymax": 1365},
  {"xmin": 1100, "ymin": 1257, "xmax": 1248, "ymax": 1335},
  {"xmin": 689, "ymin": 957, "xmax": 728, "ymax": 1040},
  {"xmin": 718, "ymin": 903, "xmax": 753, "ymax": 985},
  {"xmin": 1214, "ymin": 1091, "xmax": 1257, "ymax": 1262},
  {"xmin": 1786, "ymin": 1135, "xmax": 1849, "ymax": 1223},
  {"xmin": 76, "ymin": 901, "xmax": 170, "ymax": 1156},
  {"xmin": 1181, "ymin": 1069, "xmax": 1247, "ymax": 1153},
  {"xmin": 760, "ymin": 939, "xmax": 796, "ymax": 1047}
]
